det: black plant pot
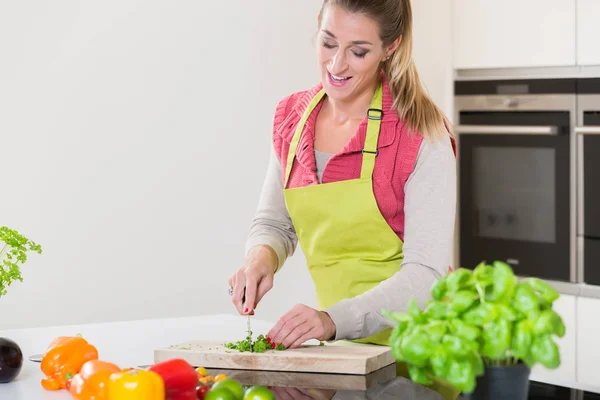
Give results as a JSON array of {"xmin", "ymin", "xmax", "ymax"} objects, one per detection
[
  {"xmin": 0, "ymin": 337, "xmax": 23, "ymax": 383},
  {"xmin": 462, "ymin": 362, "xmax": 531, "ymax": 400}
]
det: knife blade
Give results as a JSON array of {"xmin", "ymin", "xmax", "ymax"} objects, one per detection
[{"xmin": 242, "ymin": 289, "xmax": 252, "ymax": 336}]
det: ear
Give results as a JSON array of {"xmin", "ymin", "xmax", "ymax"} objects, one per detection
[{"xmin": 385, "ymin": 35, "xmax": 402, "ymax": 59}]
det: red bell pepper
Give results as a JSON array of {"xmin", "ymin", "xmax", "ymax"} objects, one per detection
[{"xmin": 148, "ymin": 358, "xmax": 199, "ymax": 400}]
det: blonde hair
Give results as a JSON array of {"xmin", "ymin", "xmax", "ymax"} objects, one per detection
[{"xmin": 318, "ymin": 0, "xmax": 451, "ymax": 142}]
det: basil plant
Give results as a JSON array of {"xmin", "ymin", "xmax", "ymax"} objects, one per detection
[{"xmin": 383, "ymin": 261, "xmax": 565, "ymax": 394}]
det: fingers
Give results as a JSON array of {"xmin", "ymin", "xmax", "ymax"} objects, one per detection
[
  {"xmin": 267, "ymin": 304, "xmax": 304, "ymax": 343},
  {"xmin": 243, "ymin": 274, "xmax": 257, "ymax": 315},
  {"xmin": 230, "ymin": 253, "xmax": 276, "ymax": 316},
  {"xmin": 231, "ymin": 270, "xmax": 246, "ymax": 314},
  {"xmin": 269, "ymin": 305, "xmax": 319, "ymax": 348},
  {"xmin": 287, "ymin": 326, "xmax": 316, "ymax": 349},
  {"xmin": 255, "ymin": 275, "xmax": 274, "ymax": 309}
]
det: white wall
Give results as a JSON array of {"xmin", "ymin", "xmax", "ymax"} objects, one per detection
[
  {"xmin": 0, "ymin": 0, "xmax": 453, "ymax": 330},
  {"xmin": 412, "ymin": 0, "xmax": 454, "ymax": 121},
  {"xmin": 411, "ymin": 0, "xmax": 457, "ymax": 268}
]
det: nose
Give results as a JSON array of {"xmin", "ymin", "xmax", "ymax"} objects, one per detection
[{"xmin": 329, "ymin": 49, "xmax": 347, "ymax": 74}]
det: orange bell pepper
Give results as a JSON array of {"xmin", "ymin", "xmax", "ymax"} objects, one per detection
[
  {"xmin": 68, "ymin": 359, "xmax": 121, "ymax": 399},
  {"xmin": 108, "ymin": 368, "xmax": 165, "ymax": 399},
  {"xmin": 40, "ymin": 336, "xmax": 99, "ymax": 391}
]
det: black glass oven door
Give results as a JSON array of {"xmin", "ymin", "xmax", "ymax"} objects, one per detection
[
  {"xmin": 458, "ymin": 111, "xmax": 571, "ymax": 282},
  {"xmin": 578, "ymin": 110, "xmax": 600, "ymax": 285}
]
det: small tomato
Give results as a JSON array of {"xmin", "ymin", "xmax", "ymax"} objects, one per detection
[{"xmin": 197, "ymin": 385, "xmax": 211, "ymax": 399}]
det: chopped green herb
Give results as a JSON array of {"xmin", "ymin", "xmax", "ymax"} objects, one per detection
[{"xmin": 224, "ymin": 331, "xmax": 286, "ymax": 353}]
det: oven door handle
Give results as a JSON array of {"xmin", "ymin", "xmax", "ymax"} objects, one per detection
[
  {"xmin": 455, "ymin": 125, "xmax": 559, "ymax": 135},
  {"xmin": 575, "ymin": 126, "xmax": 600, "ymax": 135}
]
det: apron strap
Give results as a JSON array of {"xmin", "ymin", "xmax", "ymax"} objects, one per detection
[
  {"xmin": 284, "ymin": 83, "xmax": 383, "ymax": 186},
  {"xmin": 284, "ymin": 89, "xmax": 326, "ymax": 188},
  {"xmin": 359, "ymin": 83, "xmax": 383, "ymax": 180}
]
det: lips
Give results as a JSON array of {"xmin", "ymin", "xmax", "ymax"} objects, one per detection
[{"xmin": 327, "ymin": 70, "xmax": 352, "ymax": 87}]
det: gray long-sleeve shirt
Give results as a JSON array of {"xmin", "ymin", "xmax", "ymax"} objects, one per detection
[{"xmin": 245, "ymin": 134, "xmax": 457, "ymax": 341}]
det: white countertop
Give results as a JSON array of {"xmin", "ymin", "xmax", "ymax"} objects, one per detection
[
  {"xmin": 0, "ymin": 313, "xmax": 277, "ymax": 399},
  {"xmin": 3, "ymin": 313, "xmax": 597, "ymax": 399}
]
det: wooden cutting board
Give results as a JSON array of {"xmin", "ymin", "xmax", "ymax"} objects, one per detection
[{"xmin": 154, "ymin": 340, "xmax": 395, "ymax": 375}]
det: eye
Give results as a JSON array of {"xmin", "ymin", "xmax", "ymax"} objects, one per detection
[
  {"xmin": 352, "ymin": 51, "xmax": 368, "ymax": 58},
  {"xmin": 322, "ymin": 40, "xmax": 336, "ymax": 49}
]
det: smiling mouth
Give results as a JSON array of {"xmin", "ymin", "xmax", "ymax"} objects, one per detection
[
  {"xmin": 328, "ymin": 71, "xmax": 352, "ymax": 82},
  {"xmin": 327, "ymin": 70, "xmax": 353, "ymax": 87}
]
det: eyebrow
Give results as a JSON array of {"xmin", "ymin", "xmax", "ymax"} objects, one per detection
[{"xmin": 322, "ymin": 29, "xmax": 373, "ymax": 45}]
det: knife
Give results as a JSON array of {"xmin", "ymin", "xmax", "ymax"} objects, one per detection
[{"xmin": 242, "ymin": 289, "xmax": 252, "ymax": 335}]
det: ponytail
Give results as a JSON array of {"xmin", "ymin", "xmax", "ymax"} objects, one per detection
[{"xmin": 383, "ymin": 2, "xmax": 451, "ymax": 142}]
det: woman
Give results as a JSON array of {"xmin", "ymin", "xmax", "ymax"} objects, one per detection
[{"xmin": 229, "ymin": 0, "xmax": 456, "ymax": 350}]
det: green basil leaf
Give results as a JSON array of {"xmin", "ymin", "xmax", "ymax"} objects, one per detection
[
  {"xmin": 389, "ymin": 320, "xmax": 411, "ymax": 346},
  {"xmin": 496, "ymin": 304, "xmax": 519, "ymax": 321},
  {"xmin": 429, "ymin": 345, "xmax": 449, "ymax": 378},
  {"xmin": 474, "ymin": 262, "xmax": 494, "ymax": 287},
  {"xmin": 390, "ymin": 334, "xmax": 406, "ymax": 362},
  {"xmin": 533, "ymin": 309, "xmax": 565, "ymax": 337},
  {"xmin": 450, "ymin": 319, "xmax": 481, "ymax": 342},
  {"xmin": 446, "ymin": 268, "xmax": 474, "ymax": 293},
  {"xmin": 485, "ymin": 261, "xmax": 517, "ymax": 302},
  {"xmin": 431, "ymin": 278, "xmax": 447, "ymax": 301},
  {"xmin": 469, "ymin": 351, "xmax": 485, "ymax": 376},
  {"xmin": 481, "ymin": 319, "xmax": 511, "ymax": 359},
  {"xmin": 463, "ymin": 303, "xmax": 498, "ymax": 327},
  {"xmin": 513, "ymin": 284, "xmax": 540, "ymax": 315},
  {"xmin": 424, "ymin": 321, "xmax": 447, "ymax": 343},
  {"xmin": 407, "ymin": 364, "xmax": 433, "ymax": 385},
  {"xmin": 531, "ymin": 335, "xmax": 561, "ymax": 369},
  {"xmin": 446, "ymin": 359, "xmax": 477, "ymax": 394},
  {"xmin": 407, "ymin": 297, "xmax": 426, "ymax": 324},
  {"xmin": 401, "ymin": 332, "xmax": 433, "ymax": 367},
  {"xmin": 424, "ymin": 301, "xmax": 449, "ymax": 320},
  {"xmin": 522, "ymin": 352, "xmax": 537, "ymax": 368},
  {"xmin": 525, "ymin": 278, "xmax": 560, "ymax": 305},
  {"xmin": 511, "ymin": 320, "xmax": 533, "ymax": 360},
  {"xmin": 449, "ymin": 290, "xmax": 478, "ymax": 314},
  {"xmin": 442, "ymin": 334, "xmax": 470, "ymax": 357}
]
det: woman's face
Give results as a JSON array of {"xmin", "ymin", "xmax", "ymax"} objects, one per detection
[{"xmin": 316, "ymin": 5, "xmax": 389, "ymax": 103}]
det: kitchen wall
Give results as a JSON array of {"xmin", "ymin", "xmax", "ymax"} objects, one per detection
[{"xmin": 0, "ymin": 0, "xmax": 454, "ymax": 330}]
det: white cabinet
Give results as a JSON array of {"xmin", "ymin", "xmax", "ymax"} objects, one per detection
[
  {"xmin": 577, "ymin": 0, "xmax": 600, "ymax": 65},
  {"xmin": 531, "ymin": 294, "xmax": 577, "ymax": 383},
  {"xmin": 453, "ymin": 0, "xmax": 577, "ymax": 69},
  {"xmin": 576, "ymin": 297, "xmax": 600, "ymax": 386}
]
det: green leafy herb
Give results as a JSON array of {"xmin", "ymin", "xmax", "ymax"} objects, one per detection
[
  {"xmin": 382, "ymin": 260, "xmax": 565, "ymax": 394},
  {"xmin": 224, "ymin": 331, "xmax": 286, "ymax": 353},
  {"xmin": 0, "ymin": 226, "xmax": 42, "ymax": 297}
]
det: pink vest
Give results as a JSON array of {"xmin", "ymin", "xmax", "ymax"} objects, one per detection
[{"xmin": 272, "ymin": 79, "xmax": 455, "ymax": 243}]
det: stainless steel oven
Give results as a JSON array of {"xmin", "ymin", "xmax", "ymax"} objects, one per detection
[
  {"xmin": 577, "ymin": 78, "xmax": 600, "ymax": 285},
  {"xmin": 454, "ymin": 79, "xmax": 577, "ymax": 283}
]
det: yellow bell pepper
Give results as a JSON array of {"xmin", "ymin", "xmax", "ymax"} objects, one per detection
[{"xmin": 108, "ymin": 368, "xmax": 165, "ymax": 399}]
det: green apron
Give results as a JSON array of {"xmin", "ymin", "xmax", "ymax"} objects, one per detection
[
  {"xmin": 283, "ymin": 83, "xmax": 399, "ymax": 346},
  {"xmin": 281, "ymin": 83, "xmax": 460, "ymax": 400}
]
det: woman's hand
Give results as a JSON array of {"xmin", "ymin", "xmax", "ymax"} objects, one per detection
[
  {"xmin": 228, "ymin": 245, "xmax": 277, "ymax": 315},
  {"xmin": 267, "ymin": 304, "xmax": 336, "ymax": 349}
]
